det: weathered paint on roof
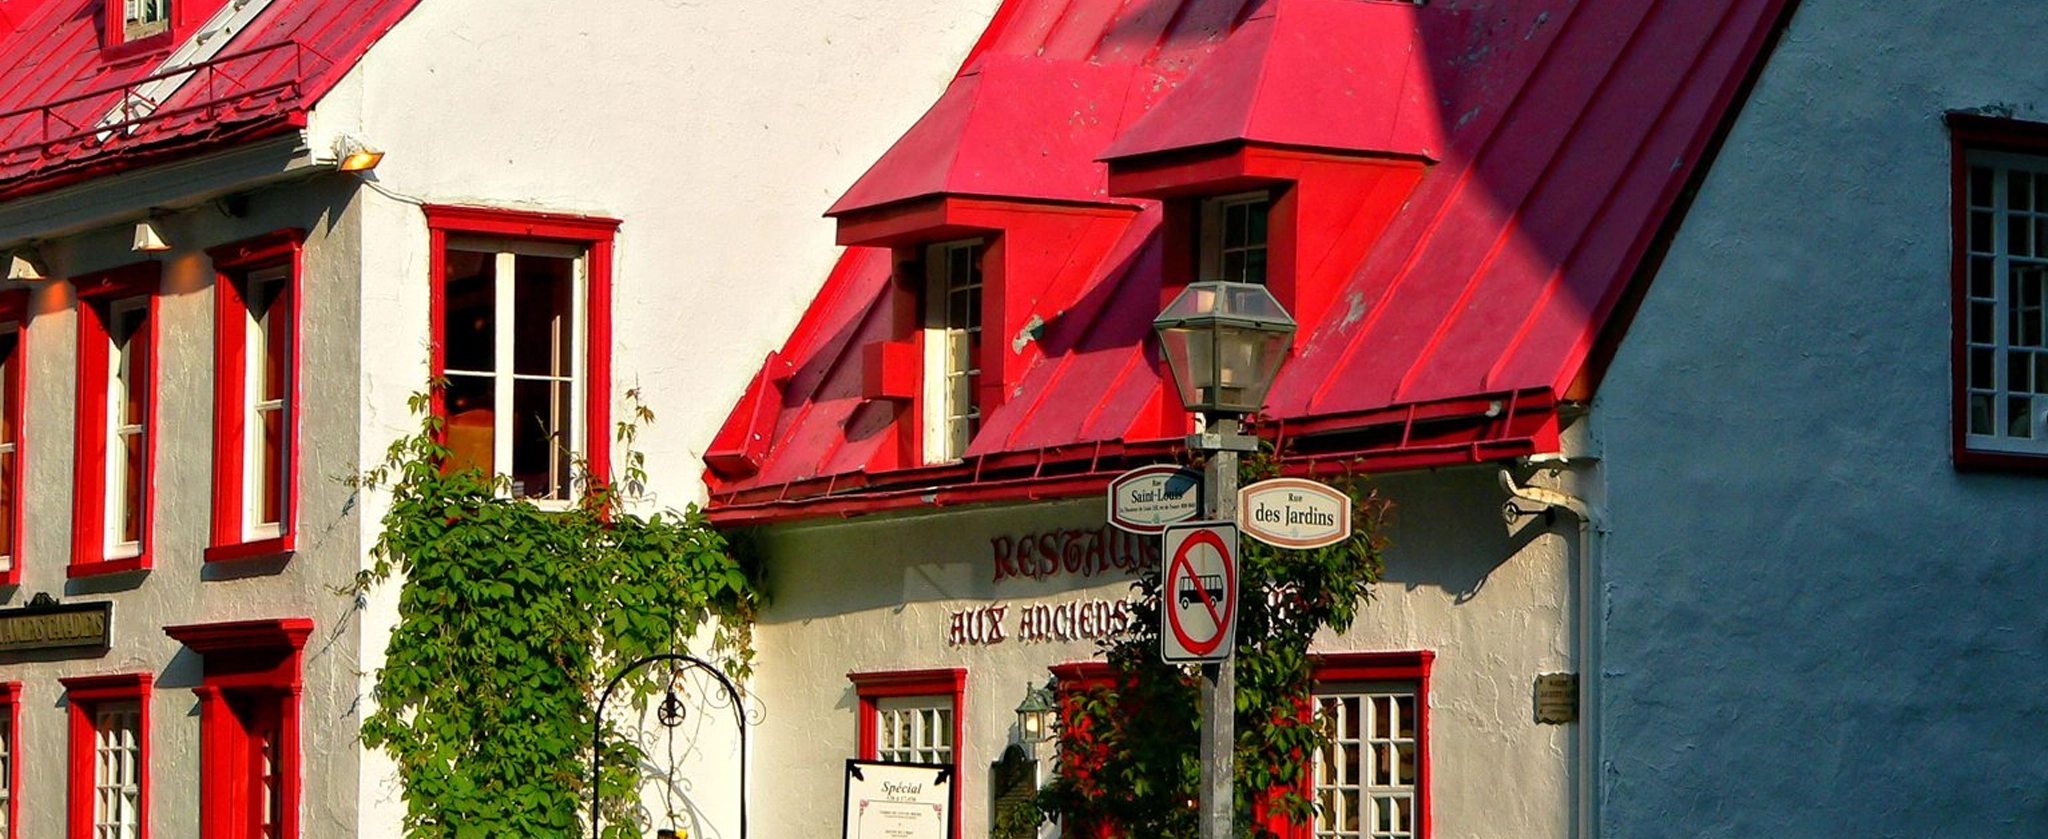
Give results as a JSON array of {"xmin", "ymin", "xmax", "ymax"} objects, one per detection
[
  {"xmin": 0, "ymin": 0, "xmax": 422, "ymax": 200},
  {"xmin": 705, "ymin": 0, "xmax": 1798, "ymax": 523}
]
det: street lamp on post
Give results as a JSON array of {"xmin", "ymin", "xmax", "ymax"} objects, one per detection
[{"xmin": 1151, "ymin": 280, "xmax": 1295, "ymax": 839}]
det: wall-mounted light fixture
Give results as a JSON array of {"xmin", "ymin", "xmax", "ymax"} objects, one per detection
[
  {"xmin": 131, "ymin": 219, "xmax": 171, "ymax": 253},
  {"xmin": 6, "ymin": 246, "xmax": 51, "ymax": 281},
  {"xmin": 334, "ymin": 136, "xmax": 385, "ymax": 173},
  {"xmin": 1014, "ymin": 680, "xmax": 1057, "ymax": 760}
]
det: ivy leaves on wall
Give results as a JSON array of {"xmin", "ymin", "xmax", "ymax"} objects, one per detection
[
  {"xmin": 356, "ymin": 389, "xmax": 759, "ymax": 839},
  {"xmin": 1029, "ymin": 449, "xmax": 1391, "ymax": 839}
]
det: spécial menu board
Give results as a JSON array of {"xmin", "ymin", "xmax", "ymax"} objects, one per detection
[{"xmin": 843, "ymin": 760, "xmax": 955, "ymax": 839}]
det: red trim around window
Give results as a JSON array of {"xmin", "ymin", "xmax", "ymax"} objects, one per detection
[
  {"xmin": 421, "ymin": 206, "xmax": 617, "ymax": 488},
  {"xmin": 1296, "ymin": 650, "xmax": 1434, "ymax": 839},
  {"xmin": 1, "ymin": 681, "xmax": 19, "ymax": 839},
  {"xmin": 101, "ymin": 0, "xmax": 232, "ymax": 54},
  {"xmin": 165, "ymin": 618, "xmax": 310, "ymax": 839},
  {"xmin": 205, "ymin": 231, "xmax": 304, "ymax": 562},
  {"xmin": 849, "ymin": 667, "xmax": 966, "ymax": 838},
  {"xmin": 70, "ymin": 264, "xmax": 160, "ymax": 577},
  {"xmin": 61, "ymin": 672, "xmax": 153, "ymax": 839},
  {"xmin": 0, "ymin": 291, "xmax": 26, "ymax": 587},
  {"xmin": 1947, "ymin": 113, "xmax": 2048, "ymax": 473}
]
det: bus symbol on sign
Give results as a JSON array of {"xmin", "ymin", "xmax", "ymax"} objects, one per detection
[{"xmin": 1161, "ymin": 522, "xmax": 1238, "ymax": 663}]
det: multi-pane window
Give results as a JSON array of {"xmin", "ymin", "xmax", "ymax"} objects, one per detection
[
  {"xmin": 123, "ymin": 0, "xmax": 169, "ymax": 39},
  {"xmin": 93, "ymin": 700, "xmax": 143, "ymax": 839},
  {"xmin": 1314, "ymin": 683, "xmax": 1420, "ymax": 839},
  {"xmin": 874, "ymin": 696, "xmax": 955, "ymax": 765},
  {"xmin": 241, "ymin": 268, "xmax": 290, "ymax": 536},
  {"xmin": 1963, "ymin": 151, "xmax": 2048, "ymax": 456},
  {"xmin": 1201, "ymin": 193, "xmax": 1270, "ymax": 285},
  {"xmin": 922, "ymin": 240, "xmax": 983, "ymax": 463},
  {"xmin": 440, "ymin": 240, "xmax": 586, "ymax": 501},
  {"xmin": 104, "ymin": 298, "xmax": 150, "ymax": 558}
]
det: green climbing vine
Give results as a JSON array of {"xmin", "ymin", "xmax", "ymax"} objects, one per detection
[
  {"xmin": 355, "ymin": 388, "xmax": 760, "ymax": 839},
  {"xmin": 1030, "ymin": 445, "xmax": 1392, "ymax": 838}
]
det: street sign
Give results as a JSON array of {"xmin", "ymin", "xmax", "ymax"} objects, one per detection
[
  {"xmin": 1237, "ymin": 477, "xmax": 1351, "ymax": 549},
  {"xmin": 1107, "ymin": 465, "xmax": 1202, "ymax": 534},
  {"xmin": 1161, "ymin": 522, "xmax": 1238, "ymax": 663}
]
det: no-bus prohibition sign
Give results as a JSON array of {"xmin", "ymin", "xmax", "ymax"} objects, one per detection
[{"xmin": 1160, "ymin": 522, "xmax": 1238, "ymax": 663}]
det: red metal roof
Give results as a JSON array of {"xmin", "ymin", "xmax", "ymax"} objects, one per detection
[
  {"xmin": 0, "ymin": 0, "xmax": 423, "ymax": 201},
  {"xmin": 705, "ymin": 0, "xmax": 1797, "ymax": 524}
]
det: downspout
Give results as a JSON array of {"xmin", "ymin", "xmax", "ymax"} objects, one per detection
[{"xmin": 1499, "ymin": 468, "xmax": 1600, "ymax": 839}]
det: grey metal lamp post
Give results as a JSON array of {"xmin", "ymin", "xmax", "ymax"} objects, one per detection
[{"xmin": 1151, "ymin": 280, "xmax": 1295, "ymax": 839}]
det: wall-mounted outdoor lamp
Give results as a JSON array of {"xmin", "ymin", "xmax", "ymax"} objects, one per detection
[
  {"xmin": 334, "ymin": 136, "xmax": 385, "ymax": 173},
  {"xmin": 1014, "ymin": 680, "xmax": 1057, "ymax": 760},
  {"xmin": 6, "ymin": 246, "xmax": 50, "ymax": 281},
  {"xmin": 131, "ymin": 219, "xmax": 171, "ymax": 253}
]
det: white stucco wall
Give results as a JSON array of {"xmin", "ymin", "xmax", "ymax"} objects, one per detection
[
  {"xmin": 1592, "ymin": 0, "xmax": 2048, "ymax": 834},
  {"xmin": 306, "ymin": 1, "xmax": 1004, "ymax": 836},
  {"xmin": 754, "ymin": 468, "xmax": 1581, "ymax": 839}
]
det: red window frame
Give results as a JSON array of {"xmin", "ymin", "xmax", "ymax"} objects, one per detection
[
  {"xmin": 1295, "ymin": 650, "xmax": 1434, "ymax": 839},
  {"xmin": 1948, "ymin": 113, "xmax": 2048, "ymax": 472},
  {"xmin": 71, "ymin": 263, "xmax": 161, "ymax": 577},
  {"xmin": 102, "ymin": 0, "xmax": 229, "ymax": 53},
  {"xmin": 206, "ymin": 231, "xmax": 304, "ymax": 562},
  {"xmin": 1, "ymin": 681, "xmax": 19, "ymax": 839},
  {"xmin": 0, "ymin": 291, "xmax": 27, "ymax": 587},
  {"xmin": 423, "ymin": 206, "xmax": 616, "ymax": 491},
  {"xmin": 849, "ymin": 667, "xmax": 966, "ymax": 838},
  {"xmin": 165, "ymin": 618, "xmax": 311, "ymax": 839},
  {"xmin": 61, "ymin": 672, "xmax": 153, "ymax": 839}
]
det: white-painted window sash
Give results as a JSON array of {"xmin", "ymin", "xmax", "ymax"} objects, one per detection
[
  {"xmin": 1313, "ymin": 682, "xmax": 1419, "ymax": 839},
  {"xmin": 1964, "ymin": 150, "xmax": 2048, "ymax": 456},
  {"xmin": 875, "ymin": 695, "xmax": 955, "ymax": 765},
  {"xmin": 444, "ymin": 238, "xmax": 587, "ymax": 505},
  {"xmin": 1199, "ymin": 191, "xmax": 1271, "ymax": 285},
  {"xmin": 105, "ymin": 298, "xmax": 149, "ymax": 559},
  {"xmin": 921, "ymin": 240, "xmax": 983, "ymax": 464},
  {"xmin": 242, "ymin": 267, "xmax": 289, "ymax": 539},
  {"xmin": 92, "ymin": 701, "xmax": 142, "ymax": 839}
]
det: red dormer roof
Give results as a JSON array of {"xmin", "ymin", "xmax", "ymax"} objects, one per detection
[
  {"xmin": 0, "ymin": 0, "xmax": 423, "ymax": 202},
  {"xmin": 706, "ymin": 0, "xmax": 1798, "ymax": 525}
]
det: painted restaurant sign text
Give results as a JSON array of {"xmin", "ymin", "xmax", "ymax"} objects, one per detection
[{"xmin": 990, "ymin": 525, "xmax": 1157, "ymax": 583}]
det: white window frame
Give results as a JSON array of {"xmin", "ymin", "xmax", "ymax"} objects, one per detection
[
  {"xmin": 123, "ymin": 0, "xmax": 169, "ymax": 39},
  {"xmin": 1963, "ymin": 150, "xmax": 2048, "ymax": 456},
  {"xmin": 1199, "ymin": 191, "xmax": 1272, "ymax": 285},
  {"xmin": 921, "ymin": 239, "xmax": 983, "ymax": 464},
  {"xmin": 241, "ymin": 266, "xmax": 290, "ymax": 540},
  {"xmin": 0, "ymin": 319, "xmax": 17, "ymax": 574},
  {"xmin": 104, "ymin": 298, "xmax": 149, "ymax": 559},
  {"xmin": 1314, "ymin": 681, "xmax": 1421, "ymax": 839},
  {"xmin": 442, "ymin": 236, "xmax": 589, "ymax": 505},
  {"xmin": 873, "ymin": 695, "xmax": 955, "ymax": 766},
  {"xmin": 93, "ymin": 700, "xmax": 143, "ymax": 839}
]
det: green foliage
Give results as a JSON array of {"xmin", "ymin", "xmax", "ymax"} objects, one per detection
[
  {"xmin": 1031, "ymin": 448, "xmax": 1391, "ymax": 838},
  {"xmin": 355, "ymin": 388, "xmax": 760, "ymax": 839}
]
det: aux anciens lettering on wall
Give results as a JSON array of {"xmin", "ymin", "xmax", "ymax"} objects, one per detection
[{"xmin": 948, "ymin": 598, "xmax": 1138, "ymax": 647}]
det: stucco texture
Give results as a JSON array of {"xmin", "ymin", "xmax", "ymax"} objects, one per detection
[
  {"xmin": 1592, "ymin": 0, "xmax": 2048, "ymax": 834},
  {"xmin": 754, "ymin": 467, "xmax": 1579, "ymax": 839}
]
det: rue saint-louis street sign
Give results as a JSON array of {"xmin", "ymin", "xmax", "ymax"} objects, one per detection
[{"xmin": 1107, "ymin": 464, "xmax": 1202, "ymax": 534}]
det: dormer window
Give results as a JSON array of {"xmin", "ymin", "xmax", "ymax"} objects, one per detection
[
  {"xmin": 124, "ymin": 0, "xmax": 170, "ymax": 41},
  {"xmin": 923, "ymin": 240, "xmax": 985, "ymax": 463},
  {"xmin": 1201, "ymin": 192, "xmax": 1271, "ymax": 285}
]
